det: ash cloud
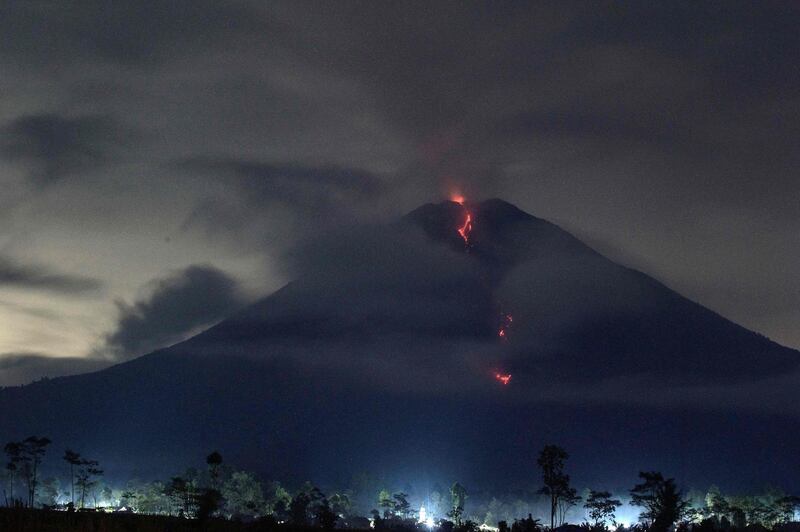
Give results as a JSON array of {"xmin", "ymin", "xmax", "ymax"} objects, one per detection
[
  {"xmin": 102, "ymin": 265, "xmax": 246, "ymax": 360},
  {"xmin": 177, "ymin": 158, "xmax": 390, "ymax": 249}
]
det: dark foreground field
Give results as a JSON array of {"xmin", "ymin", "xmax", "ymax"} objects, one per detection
[{"xmin": 0, "ymin": 508, "xmax": 353, "ymax": 532}]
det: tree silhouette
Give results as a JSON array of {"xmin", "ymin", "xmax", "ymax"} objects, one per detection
[
  {"xmin": 557, "ymin": 487, "xmax": 581, "ymax": 526},
  {"xmin": 19, "ymin": 436, "xmax": 51, "ymax": 508},
  {"xmin": 206, "ymin": 451, "xmax": 223, "ymax": 490},
  {"xmin": 3, "ymin": 441, "xmax": 23, "ymax": 506},
  {"xmin": 537, "ymin": 445, "xmax": 572, "ymax": 529},
  {"xmin": 630, "ymin": 471, "xmax": 689, "ymax": 532},
  {"xmin": 222, "ymin": 471, "xmax": 265, "ymax": 518},
  {"xmin": 290, "ymin": 491, "xmax": 311, "ymax": 525},
  {"xmin": 330, "ymin": 492, "xmax": 353, "ymax": 519},
  {"xmin": 75, "ymin": 459, "xmax": 103, "ymax": 509},
  {"xmin": 165, "ymin": 476, "xmax": 195, "ymax": 516},
  {"xmin": 266, "ymin": 481, "xmax": 292, "ymax": 519},
  {"xmin": 584, "ymin": 490, "xmax": 622, "ymax": 528},
  {"xmin": 393, "ymin": 492, "xmax": 411, "ymax": 519},
  {"xmin": 377, "ymin": 488, "xmax": 395, "ymax": 518},
  {"xmin": 776, "ymin": 496, "xmax": 800, "ymax": 523},
  {"xmin": 512, "ymin": 514, "xmax": 542, "ymax": 532},
  {"xmin": 314, "ymin": 494, "xmax": 338, "ymax": 530},
  {"xmin": 448, "ymin": 482, "xmax": 467, "ymax": 525},
  {"xmin": 704, "ymin": 486, "xmax": 729, "ymax": 521},
  {"xmin": 62, "ymin": 449, "xmax": 82, "ymax": 507}
]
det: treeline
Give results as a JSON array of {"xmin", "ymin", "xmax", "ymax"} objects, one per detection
[{"xmin": 3, "ymin": 437, "xmax": 799, "ymax": 532}]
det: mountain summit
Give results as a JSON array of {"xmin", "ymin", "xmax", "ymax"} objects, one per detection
[{"xmin": 1, "ymin": 199, "xmax": 797, "ymax": 490}]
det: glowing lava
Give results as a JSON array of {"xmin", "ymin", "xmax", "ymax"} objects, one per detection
[
  {"xmin": 495, "ymin": 373, "xmax": 512, "ymax": 385},
  {"xmin": 451, "ymin": 194, "xmax": 465, "ymax": 205},
  {"xmin": 457, "ymin": 212, "xmax": 473, "ymax": 244},
  {"xmin": 498, "ymin": 313, "xmax": 513, "ymax": 338}
]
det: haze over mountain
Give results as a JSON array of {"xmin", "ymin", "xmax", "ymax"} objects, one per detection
[{"xmin": 1, "ymin": 199, "xmax": 798, "ymax": 493}]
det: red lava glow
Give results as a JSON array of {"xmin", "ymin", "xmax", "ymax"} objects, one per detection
[
  {"xmin": 451, "ymin": 194, "xmax": 465, "ymax": 205},
  {"xmin": 458, "ymin": 212, "xmax": 473, "ymax": 244},
  {"xmin": 498, "ymin": 313, "xmax": 513, "ymax": 338},
  {"xmin": 495, "ymin": 373, "xmax": 512, "ymax": 385}
]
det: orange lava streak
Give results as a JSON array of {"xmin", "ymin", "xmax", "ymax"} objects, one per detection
[
  {"xmin": 495, "ymin": 373, "xmax": 512, "ymax": 385},
  {"xmin": 458, "ymin": 212, "xmax": 472, "ymax": 244}
]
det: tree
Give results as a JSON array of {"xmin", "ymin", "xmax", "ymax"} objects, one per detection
[
  {"xmin": 393, "ymin": 492, "xmax": 411, "ymax": 519},
  {"xmin": 290, "ymin": 491, "xmax": 312, "ymax": 525},
  {"xmin": 266, "ymin": 481, "xmax": 292, "ymax": 519},
  {"xmin": 538, "ymin": 445, "xmax": 572, "ymax": 529},
  {"xmin": 704, "ymin": 486, "xmax": 730, "ymax": 521},
  {"xmin": 557, "ymin": 487, "xmax": 581, "ymax": 526},
  {"xmin": 512, "ymin": 514, "xmax": 542, "ymax": 532},
  {"xmin": 15, "ymin": 436, "xmax": 51, "ymax": 508},
  {"xmin": 206, "ymin": 451, "xmax": 223, "ymax": 490},
  {"xmin": 75, "ymin": 459, "xmax": 103, "ymax": 509},
  {"xmin": 314, "ymin": 495, "xmax": 339, "ymax": 530},
  {"xmin": 165, "ymin": 476, "xmax": 193, "ymax": 516},
  {"xmin": 584, "ymin": 490, "xmax": 622, "ymax": 529},
  {"xmin": 196, "ymin": 488, "xmax": 224, "ymax": 521},
  {"xmin": 330, "ymin": 492, "xmax": 353, "ymax": 518},
  {"xmin": 630, "ymin": 472, "xmax": 689, "ymax": 532},
  {"xmin": 63, "ymin": 450, "xmax": 82, "ymax": 507},
  {"xmin": 776, "ymin": 496, "xmax": 800, "ymax": 523},
  {"xmin": 449, "ymin": 482, "xmax": 468, "ymax": 525},
  {"xmin": 36, "ymin": 477, "xmax": 60, "ymax": 507},
  {"xmin": 222, "ymin": 471, "xmax": 264, "ymax": 518},
  {"xmin": 3, "ymin": 441, "xmax": 23, "ymax": 506},
  {"xmin": 379, "ymin": 488, "xmax": 395, "ymax": 518},
  {"xmin": 120, "ymin": 488, "xmax": 138, "ymax": 510}
]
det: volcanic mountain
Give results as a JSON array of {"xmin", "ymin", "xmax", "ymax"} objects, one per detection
[{"xmin": 1, "ymin": 199, "xmax": 798, "ymax": 493}]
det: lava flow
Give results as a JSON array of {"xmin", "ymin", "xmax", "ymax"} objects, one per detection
[
  {"xmin": 498, "ymin": 313, "xmax": 513, "ymax": 339},
  {"xmin": 452, "ymin": 196, "xmax": 473, "ymax": 245},
  {"xmin": 450, "ymin": 195, "xmax": 511, "ymax": 387},
  {"xmin": 457, "ymin": 212, "xmax": 473, "ymax": 244},
  {"xmin": 495, "ymin": 373, "xmax": 512, "ymax": 385}
]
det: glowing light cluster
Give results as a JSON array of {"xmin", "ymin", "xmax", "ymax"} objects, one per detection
[
  {"xmin": 495, "ymin": 373, "xmax": 511, "ymax": 385},
  {"xmin": 419, "ymin": 506, "xmax": 435, "ymax": 528}
]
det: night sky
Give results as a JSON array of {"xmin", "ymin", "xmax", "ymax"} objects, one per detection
[{"xmin": 1, "ymin": 1, "xmax": 799, "ymax": 388}]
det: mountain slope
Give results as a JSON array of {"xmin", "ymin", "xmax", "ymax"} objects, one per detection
[{"xmin": 0, "ymin": 199, "xmax": 797, "ymax": 492}]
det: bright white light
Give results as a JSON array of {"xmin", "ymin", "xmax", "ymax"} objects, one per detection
[{"xmin": 419, "ymin": 505, "xmax": 435, "ymax": 528}]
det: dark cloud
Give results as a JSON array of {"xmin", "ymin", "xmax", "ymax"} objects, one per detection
[
  {"xmin": 0, "ymin": 113, "xmax": 128, "ymax": 183},
  {"xmin": 0, "ymin": 353, "xmax": 110, "ymax": 388},
  {"xmin": 0, "ymin": 1, "xmax": 267, "ymax": 66},
  {"xmin": 103, "ymin": 265, "xmax": 245, "ymax": 360},
  {"xmin": 0, "ymin": 256, "xmax": 103, "ymax": 295},
  {"xmin": 177, "ymin": 158, "xmax": 389, "ymax": 248}
]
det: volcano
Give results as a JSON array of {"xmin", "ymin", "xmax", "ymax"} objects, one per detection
[{"xmin": 1, "ymin": 199, "xmax": 798, "ymax": 493}]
